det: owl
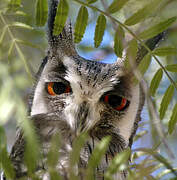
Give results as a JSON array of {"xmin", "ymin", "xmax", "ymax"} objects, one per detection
[{"xmin": 1, "ymin": 0, "xmax": 164, "ymax": 180}]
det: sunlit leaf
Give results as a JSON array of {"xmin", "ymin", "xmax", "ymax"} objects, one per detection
[
  {"xmin": 159, "ymin": 84, "xmax": 175, "ymax": 120},
  {"xmin": 35, "ymin": 0, "xmax": 48, "ymax": 27},
  {"xmin": 153, "ymin": 47, "xmax": 177, "ymax": 56},
  {"xmin": 105, "ymin": 148, "xmax": 130, "ymax": 180},
  {"xmin": 94, "ymin": 14, "xmax": 106, "ymax": 48},
  {"xmin": 53, "ymin": 0, "xmax": 69, "ymax": 35},
  {"xmin": 125, "ymin": 0, "xmax": 161, "ymax": 26},
  {"xmin": 168, "ymin": 103, "xmax": 177, "ymax": 134},
  {"xmin": 165, "ymin": 64, "xmax": 177, "ymax": 72},
  {"xmin": 139, "ymin": 17, "xmax": 177, "ymax": 40},
  {"xmin": 108, "ymin": 0, "xmax": 129, "ymax": 14},
  {"xmin": 10, "ymin": 22, "xmax": 33, "ymax": 29},
  {"xmin": 150, "ymin": 68, "xmax": 163, "ymax": 96},
  {"xmin": 74, "ymin": 6, "xmax": 88, "ymax": 43},
  {"xmin": 114, "ymin": 26, "xmax": 125, "ymax": 58},
  {"xmin": 85, "ymin": 136, "xmax": 111, "ymax": 180}
]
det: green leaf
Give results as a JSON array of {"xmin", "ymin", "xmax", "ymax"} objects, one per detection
[
  {"xmin": 159, "ymin": 84, "xmax": 175, "ymax": 120},
  {"xmin": 124, "ymin": 39, "xmax": 138, "ymax": 69},
  {"xmin": 105, "ymin": 149, "xmax": 131, "ymax": 180},
  {"xmin": 87, "ymin": 0, "xmax": 98, "ymax": 4},
  {"xmin": 69, "ymin": 133, "xmax": 88, "ymax": 179},
  {"xmin": 85, "ymin": 136, "xmax": 111, "ymax": 180},
  {"xmin": 74, "ymin": 6, "xmax": 89, "ymax": 43},
  {"xmin": 35, "ymin": 0, "xmax": 48, "ymax": 27},
  {"xmin": 10, "ymin": 22, "xmax": 33, "ymax": 30},
  {"xmin": 94, "ymin": 14, "xmax": 106, "ymax": 48},
  {"xmin": 168, "ymin": 103, "xmax": 177, "ymax": 134},
  {"xmin": 8, "ymin": 0, "xmax": 21, "ymax": 9},
  {"xmin": 0, "ymin": 126, "xmax": 15, "ymax": 179},
  {"xmin": 165, "ymin": 64, "xmax": 177, "ymax": 72},
  {"xmin": 139, "ymin": 17, "xmax": 177, "ymax": 40},
  {"xmin": 108, "ymin": 0, "xmax": 129, "ymax": 14},
  {"xmin": 114, "ymin": 26, "xmax": 125, "ymax": 58},
  {"xmin": 153, "ymin": 47, "xmax": 177, "ymax": 56},
  {"xmin": 124, "ymin": 0, "xmax": 161, "ymax": 26},
  {"xmin": 134, "ymin": 54, "xmax": 152, "ymax": 84},
  {"xmin": 47, "ymin": 133, "xmax": 60, "ymax": 168},
  {"xmin": 150, "ymin": 68, "xmax": 163, "ymax": 96},
  {"xmin": 53, "ymin": 0, "xmax": 69, "ymax": 35}
]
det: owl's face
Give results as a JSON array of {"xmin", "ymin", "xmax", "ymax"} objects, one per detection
[{"xmin": 30, "ymin": 52, "xmax": 144, "ymax": 149}]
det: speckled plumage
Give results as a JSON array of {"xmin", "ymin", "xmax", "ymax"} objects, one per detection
[{"xmin": 1, "ymin": 0, "xmax": 165, "ymax": 180}]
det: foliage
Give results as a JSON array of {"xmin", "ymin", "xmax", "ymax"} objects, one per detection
[{"xmin": 0, "ymin": 0, "xmax": 177, "ymax": 179}]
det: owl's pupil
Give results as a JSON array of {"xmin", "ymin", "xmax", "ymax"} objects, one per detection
[
  {"xmin": 53, "ymin": 82, "xmax": 67, "ymax": 95},
  {"xmin": 108, "ymin": 95, "xmax": 122, "ymax": 108}
]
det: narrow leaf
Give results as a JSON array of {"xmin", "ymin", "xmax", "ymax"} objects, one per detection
[
  {"xmin": 114, "ymin": 26, "xmax": 125, "ymax": 58},
  {"xmin": 168, "ymin": 103, "xmax": 177, "ymax": 134},
  {"xmin": 53, "ymin": 0, "xmax": 69, "ymax": 35},
  {"xmin": 74, "ymin": 6, "xmax": 88, "ymax": 43},
  {"xmin": 86, "ymin": 136, "xmax": 111, "ymax": 180},
  {"xmin": 153, "ymin": 47, "xmax": 177, "ymax": 56},
  {"xmin": 87, "ymin": 0, "xmax": 98, "ymax": 4},
  {"xmin": 10, "ymin": 22, "xmax": 33, "ymax": 30},
  {"xmin": 0, "ymin": 126, "xmax": 15, "ymax": 179},
  {"xmin": 105, "ymin": 149, "xmax": 130, "ymax": 180},
  {"xmin": 133, "ymin": 54, "xmax": 152, "ymax": 84},
  {"xmin": 94, "ymin": 14, "xmax": 106, "ymax": 48},
  {"xmin": 108, "ymin": 0, "xmax": 129, "ymax": 14},
  {"xmin": 165, "ymin": 64, "xmax": 177, "ymax": 72},
  {"xmin": 125, "ymin": 0, "xmax": 161, "ymax": 26},
  {"xmin": 139, "ymin": 17, "xmax": 177, "ymax": 40},
  {"xmin": 124, "ymin": 39, "xmax": 138, "ymax": 69},
  {"xmin": 35, "ymin": 0, "xmax": 48, "ymax": 27},
  {"xmin": 159, "ymin": 84, "xmax": 175, "ymax": 120},
  {"xmin": 150, "ymin": 68, "xmax": 163, "ymax": 96}
]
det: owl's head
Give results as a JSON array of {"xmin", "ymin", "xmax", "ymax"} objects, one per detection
[{"xmin": 29, "ymin": 0, "xmax": 163, "ymax": 157}]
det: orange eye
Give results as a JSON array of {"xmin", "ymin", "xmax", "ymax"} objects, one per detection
[
  {"xmin": 103, "ymin": 94, "xmax": 129, "ymax": 111},
  {"xmin": 47, "ymin": 82, "xmax": 71, "ymax": 96}
]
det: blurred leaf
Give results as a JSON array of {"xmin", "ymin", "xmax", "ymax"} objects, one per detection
[
  {"xmin": 124, "ymin": 39, "xmax": 138, "ymax": 69},
  {"xmin": 125, "ymin": 0, "xmax": 161, "ymax": 26},
  {"xmin": 8, "ymin": 0, "xmax": 21, "ymax": 10},
  {"xmin": 35, "ymin": 0, "xmax": 48, "ymax": 27},
  {"xmin": 165, "ymin": 64, "xmax": 177, "ymax": 72},
  {"xmin": 10, "ymin": 22, "xmax": 33, "ymax": 30},
  {"xmin": 133, "ymin": 54, "xmax": 152, "ymax": 84},
  {"xmin": 114, "ymin": 26, "xmax": 125, "ymax": 58},
  {"xmin": 87, "ymin": 0, "xmax": 98, "ymax": 4},
  {"xmin": 69, "ymin": 133, "xmax": 88, "ymax": 179},
  {"xmin": 159, "ymin": 84, "xmax": 175, "ymax": 120},
  {"xmin": 150, "ymin": 68, "xmax": 163, "ymax": 96},
  {"xmin": 137, "ymin": 148, "xmax": 177, "ymax": 178},
  {"xmin": 139, "ymin": 17, "xmax": 177, "ymax": 40},
  {"xmin": 168, "ymin": 103, "xmax": 177, "ymax": 134},
  {"xmin": 74, "ymin": 6, "xmax": 88, "ymax": 43},
  {"xmin": 47, "ymin": 133, "xmax": 60, "ymax": 168},
  {"xmin": 134, "ymin": 130, "xmax": 148, "ymax": 141},
  {"xmin": 94, "ymin": 14, "xmax": 106, "ymax": 48},
  {"xmin": 105, "ymin": 148, "xmax": 131, "ymax": 180},
  {"xmin": 0, "ymin": 126, "xmax": 15, "ymax": 179},
  {"xmin": 53, "ymin": 0, "xmax": 69, "ymax": 35},
  {"xmin": 108, "ymin": 0, "xmax": 129, "ymax": 14},
  {"xmin": 85, "ymin": 136, "xmax": 111, "ymax": 180},
  {"xmin": 153, "ymin": 47, "xmax": 177, "ymax": 56}
]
